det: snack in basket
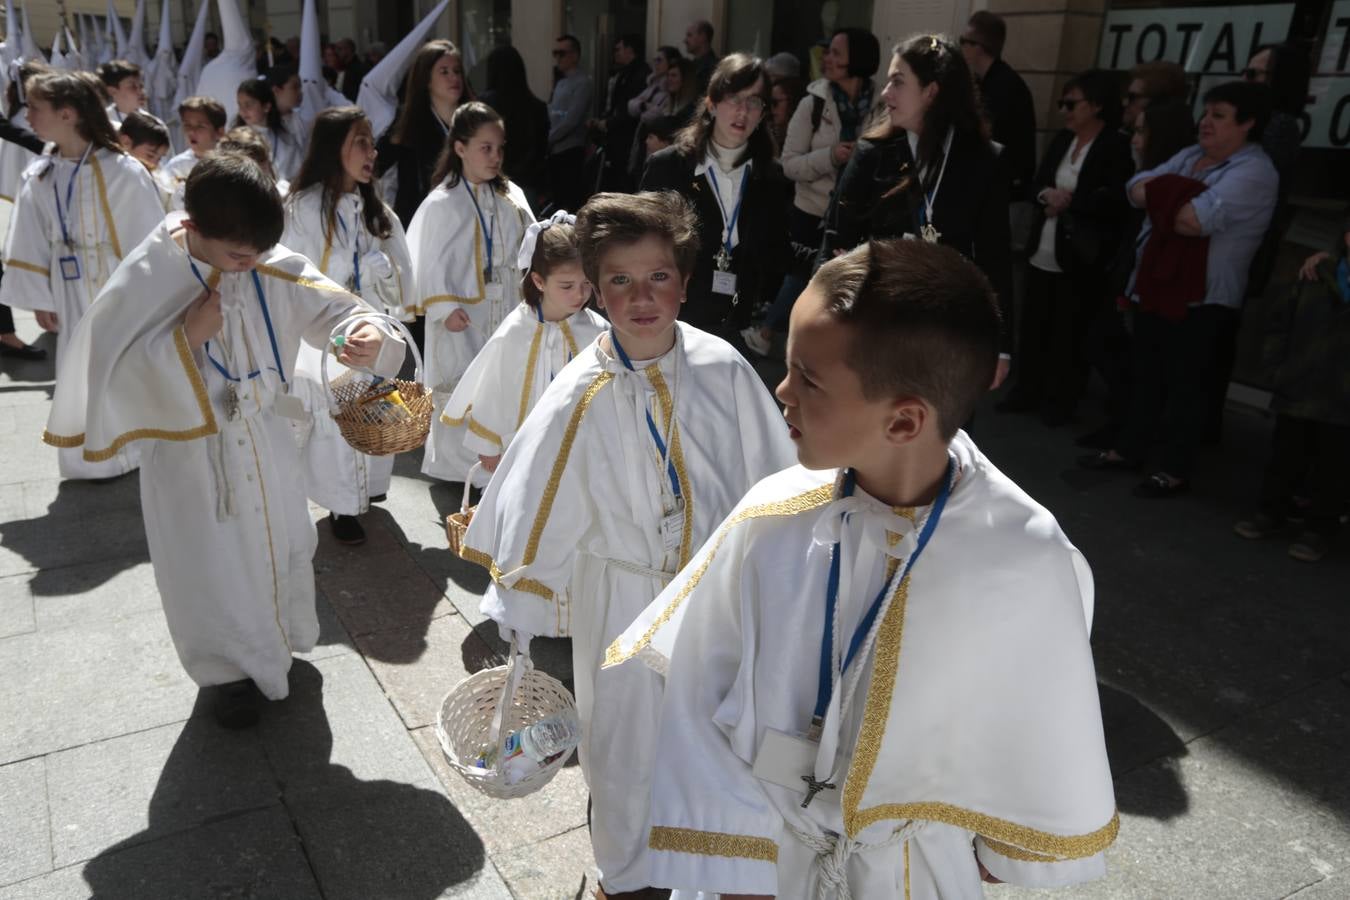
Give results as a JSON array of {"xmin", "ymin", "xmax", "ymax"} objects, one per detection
[
  {"xmin": 358, "ymin": 380, "xmax": 413, "ymax": 422},
  {"xmin": 472, "ymin": 712, "xmax": 580, "ymax": 785}
]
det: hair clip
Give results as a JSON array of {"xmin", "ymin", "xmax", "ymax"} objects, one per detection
[
  {"xmin": 929, "ymin": 36, "xmax": 942, "ymax": 53},
  {"xmin": 517, "ymin": 209, "xmax": 577, "ymax": 272}
]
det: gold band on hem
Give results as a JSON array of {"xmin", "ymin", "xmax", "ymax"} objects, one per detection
[
  {"xmin": 648, "ymin": 826, "xmax": 778, "ymax": 863},
  {"xmin": 458, "ymin": 546, "xmax": 555, "ymax": 600}
]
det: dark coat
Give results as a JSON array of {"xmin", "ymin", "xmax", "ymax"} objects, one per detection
[
  {"xmin": 1265, "ymin": 258, "xmax": 1350, "ymax": 426},
  {"xmin": 822, "ymin": 129, "xmax": 1015, "ymax": 352},
  {"xmin": 481, "ymin": 88, "xmax": 552, "ymax": 200},
  {"xmin": 977, "ymin": 58, "xmax": 1037, "ymax": 200},
  {"xmin": 639, "ymin": 145, "xmax": 791, "ymax": 332},
  {"xmin": 1027, "ymin": 128, "xmax": 1135, "ymax": 275},
  {"xmin": 375, "ymin": 127, "xmax": 445, "ymax": 228}
]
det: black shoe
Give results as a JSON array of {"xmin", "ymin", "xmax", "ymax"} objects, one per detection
[
  {"xmin": 0, "ymin": 342, "xmax": 46, "ymax": 360},
  {"xmin": 330, "ymin": 513, "xmax": 366, "ymax": 545},
  {"xmin": 212, "ymin": 680, "xmax": 260, "ymax": 729},
  {"xmin": 368, "ymin": 493, "xmax": 387, "ymax": 503},
  {"xmin": 1075, "ymin": 426, "xmax": 1118, "ymax": 449},
  {"xmin": 1077, "ymin": 451, "xmax": 1139, "ymax": 472},
  {"xmin": 1132, "ymin": 472, "xmax": 1190, "ymax": 498}
]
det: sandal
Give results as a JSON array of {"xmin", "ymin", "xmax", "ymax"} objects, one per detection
[
  {"xmin": 1076, "ymin": 451, "xmax": 1138, "ymax": 472},
  {"xmin": 1132, "ymin": 473, "xmax": 1190, "ymax": 498}
]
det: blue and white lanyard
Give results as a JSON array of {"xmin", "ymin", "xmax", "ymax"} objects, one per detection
[
  {"xmin": 704, "ymin": 163, "xmax": 750, "ymax": 258},
  {"xmin": 811, "ymin": 462, "xmax": 953, "ymax": 733},
  {"xmin": 335, "ymin": 209, "xmax": 363, "ymax": 294},
  {"xmin": 537, "ymin": 306, "xmax": 576, "ymax": 380},
  {"xmin": 187, "ymin": 258, "xmax": 286, "ymax": 384},
  {"xmin": 53, "ymin": 146, "xmax": 92, "ymax": 248},
  {"xmin": 609, "ymin": 329, "xmax": 682, "ymax": 500},
  {"xmin": 462, "ymin": 180, "xmax": 496, "ymax": 281}
]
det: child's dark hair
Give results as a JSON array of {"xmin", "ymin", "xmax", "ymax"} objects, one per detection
[
  {"xmin": 810, "ymin": 239, "xmax": 1000, "ymax": 440},
  {"xmin": 521, "ymin": 223, "xmax": 582, "ymax": 308},
  {"xmin": 291, "ymin": 107, "xmax": 392, "ymax": 241},
  {"xmin": 25, "ymin": 71, "xmax": 123, "ymax": 156},
  {"xmin": 184, "ymin": 154, "xmax": 284, "ymax": 252},
  {"xmin": 119, "ymin": 110, "xmax": 170, "ymax": 150},
  {"xmin": 6, "ymin": 59, "xmax": 48, "ymax": 116},
  {"xmin": 217, "ymin": 126, "xmax": 278, "ymax": 181},
  {"xmin": 96, "ymin": 59, "xmax": 141, "ymax": 90},
  {"xmin": 575, "ymin": 191, "xmax": 700, "ymax": 287},
  {"xmin": 673, "ymin": 53, "xmax": 775, "ymax": 169},
  {"xmin": 431, "ymin": 101, "xmax": 507, "ymax": 192},
  {"xmin": 232, "ymin": 77, "xmax": 284, "ymax": 131},
  {"xmin": 178, "ymin": 95, "xmax": 228, "ymax": 130}
]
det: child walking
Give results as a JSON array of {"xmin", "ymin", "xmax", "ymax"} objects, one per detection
[
  {"xmin": 611, "ymin": 239, "xmax": 1117, "ymax": 898},
  {"xmin": 44, "ymin": 154, "xmax": 396, "ymax": 727},
  {"xmin": 282, "ymin": 106, "xmax": 416, "ymax": 545},
  {"xmin": 233, "ymin": 76, "xmax": 303, "ymax": 182},
  {"xmin": 159, "ymin": 96, "xmax": 227, "ymax": 210},
  {"xmin": 459, "ymin": 191, "xmax": 796, "ymax": 897},
  {"xmin": 407, "ymin": 101, "xmax": 534, "ymax": 485},
  {"xmin": 3, "ymin": 71, "xmax": 165, "ymax": 480},
  {"xmin": 440, "ymin": 210, "xmax": 606, "ymax": 473}
]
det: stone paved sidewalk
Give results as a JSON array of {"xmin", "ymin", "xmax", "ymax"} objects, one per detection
[{"xmin": 2, "ymin": 307, "xmax": 1348, "ymax": 900}]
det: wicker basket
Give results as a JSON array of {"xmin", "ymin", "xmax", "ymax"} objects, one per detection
[
  {"xmin": 446, "ymin": 462, "xmax": 481, "ymax": 553},
  {"xmin": 322, "ymin": 312, "xmax": 432, "ymax": 456},
  {"xmin": 435, "ymin": 637, "xmax": 578, "ymax": 799}
]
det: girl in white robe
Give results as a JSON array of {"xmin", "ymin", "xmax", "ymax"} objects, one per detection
[
  {"xmin": 1, "ymin": 71, "xmax": 165, "ymax": 479},
  {"xmin": 282, "ymin": 107, "xmax": 417, "ymax": 544},
  {"xmin": 43, "ymin": 154, "xmax": 395, "ymax": 716},
  {"xmin": 234, "ymin": 77, "xmax": 304, "ymax": 183},
  {"xmin": 459, "ymin": 192, "xmax": 798, "ymax": 896},
  {"xmin": 406, "ymin": 101, "xmax": 534, "ymax": 485},
  {"xmin": 440, "ymin": 210, "xmax": 606, "ymax": 473}
]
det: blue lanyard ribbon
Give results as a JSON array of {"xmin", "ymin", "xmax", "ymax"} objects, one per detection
[
  {"xmin": 704, "ymin": 163, "xmax": 750, "ymax": 258},
  {"xmin": 609, "ymin": 329, "xmax": 682, "ymax": 500},
  {"xmin": 187, "ymin": 258, "xmax": 287, "ymax": 384},
  {"xmin": 52, "ymin": 146, "xmax": 92, "ymax": 248},
  {"xmin": 462, "ymin": 180, "xmax": 495, "ymax": 280},
  {"xmin": 335, "ymin": 210, "xmax": 363, "ymax": 295},
  {"xmin": 812, "ymin": 461, "xmax": 953, "ymax": 726}
]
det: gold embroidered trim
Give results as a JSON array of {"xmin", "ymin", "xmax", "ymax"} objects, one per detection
[
  {"xmin": 560, "ymin": 319, "xmax": 578, "ymax": 357},
  {"xmin": 904, "ymin": 841, "xmax": 911, "ymax": 900},
  {"xmin": 982, "ymin": 839, "xmax": 1062, "ymax": 863},
  {"xmin": 0, "ymin": 192, "xmax": 12, "ymax": 202},
  {"xmin": 465, "ymin": 413, "xmax": 503, "ymax": 449},
  {"xmin": 602, "ymin": 483, "xmax": 836, "ymax": 668},
  {"xmin": 517, "ymin": 323, "xmax": 544, "ymax": 427},
  {"xmin": 648, "ymin": 826, "xmax": 777, "ymax": 863},
  {"xmin": 45, "ymin": 327, "xmax": 220, "ymax": 459},
  {"xmin": 319, "ymin": 210, "xmax": 336, "ymax": 273},
  {"xmin": 521, "ymin": 371, "xmax": 614, "ymax": 564},
  {"xmin": 255, "ymin": 262, "xmax": 348, "ymax": 292},
  {"xmin": 5, "ymin": 258, "xmax": 50, "ymax": 277},
  {"xmin": 91, "ymin": 154, "xmax": 122, "ymax": 258},
  {"xmin": 646, "ymin": 365, "xmax": 693, "ymax": 566},
  {"xmin": 458, "ymin": 546, "xmax": 556, "ymax": 600},
  {"xmin": 243, "ymin": 417, "xmax": 292, "ymax": 653},
  {"xmin": 420, "ymin": 212, "xmax": 485, "ymax": 309}
]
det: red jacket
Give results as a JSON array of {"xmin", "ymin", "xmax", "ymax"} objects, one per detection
[{"xmin": 1134, "ymin": 174, "xmax": 1210, "ymax": 321}]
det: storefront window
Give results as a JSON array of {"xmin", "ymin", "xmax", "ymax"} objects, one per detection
[
  {"xmin": 729, "ymin": 0, "xmax": 875, "ymax": 81},
  {"xmin": 459, "ymin": 0, "xmax": 512, "ymax": 94}
]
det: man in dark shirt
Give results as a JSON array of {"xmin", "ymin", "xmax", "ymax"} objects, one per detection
[
  {"xmin": 961, "ymin": 11, "xmax": 1036, "ymax": 202},
  {"xmin": 685, "ymin": 19, "xmax": 719, "ymax": 92},
  {"xmin": 596, "ymin": 33, "xmax": 651, "ymax": 191}
]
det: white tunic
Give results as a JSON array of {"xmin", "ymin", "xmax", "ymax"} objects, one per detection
[
  {"xmin": 610, "ymin": 438, "xmax": 1119, "ymax": 898},
  {"xmin": 282, "ymin": 185, "xmax": 417, "ymax": 515},
  {"xmin": 2, "ymin": 147, "xmax": 165, "ymax": 478},
  {"xmin": 406, "ymin": 176, "xmax": 534, "ymax": 483},
  {"xmin": 460, "ymin": 323, "xmax": 798, "ymax": 892},
  {"xmin": 156, "ymin": 149, "xmax": 198, "ymax": 212},
  {"xmin": 44, "ymin": 221, "xmax": 387, "ymax": 699},
  {"xmin": 440, "ymin": 302, "xmax": 607, "ymax": 461},
  {"xmin": 253, "ymin": 123, "xmax": 304, "ymax": 183}
]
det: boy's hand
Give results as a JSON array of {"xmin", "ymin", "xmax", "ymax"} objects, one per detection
[
  {"xmin": 1299, "ymin": 251, "xmax": 1330, "ymax": 282},
  {"xmin": 978, "ymin": 859, "xmax": 1004, "ymax": 884},
  {"xmin": 478, "ymin": 453, "xmax": 501, "ymax": 473},
  {"xmin": 444, "ymin": 309, "xmax": 471, "ymax": 332},
  {"xmin": 337, "ymin": 323, "xmax": 383, "ymax": 369},
  {"xmin": 183, "ymin": 288, "xmax": 222, "ymax": 348},
  {"xmin": 35, "ymin": 310, "xmax": 60, "ymax": 333}
]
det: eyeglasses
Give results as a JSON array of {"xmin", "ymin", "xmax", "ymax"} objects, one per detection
[
  {"xmin": 1058, "ymin": 98, "xmax": 1084, "ymax": 111},
  {"xmin": 720, "ymin": 95, "xmax": 768, "ymax": 115}
]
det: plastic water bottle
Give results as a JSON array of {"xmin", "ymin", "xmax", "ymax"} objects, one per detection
[{"xmin": 518, "ymin": 711, "xmax": 580, "ymax": 762}]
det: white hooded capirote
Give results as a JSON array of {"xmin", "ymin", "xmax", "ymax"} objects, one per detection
[
  {"xmin": 354, "ymin": 0, "xmax": 450, "ymax": 141},
  {"xmin": 146, "ymin": 0, "xmax": 177, "ymax": 124},
  {"xmin": 193, "ymin": 0, "xmax": 254, "ymax": 123}
]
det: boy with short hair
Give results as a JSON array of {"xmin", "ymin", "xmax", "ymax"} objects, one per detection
[
  {"xmin": 160, "ymin": 96, "xmax": 228, "ymax": 209},
  {"xmin": 610, "ymin": 239, "xmax": 1117, "ymax": 898},
  {"xmin": 97, "ymin": 59, "xmax": 146, "ymax": 124},
  {"xmin": 44, "ymin": 154, "xmax": 397, "ymax": 728},
  {"xmin": 117, "ymin": 109, "xmax": 172, "ymax": 173},
  {"xmin": 459, "ymin": 190, "xmax": 796, "ymax": 898}
]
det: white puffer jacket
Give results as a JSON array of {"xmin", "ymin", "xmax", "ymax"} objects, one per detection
[{"xmin": 780, "ymin": 77, "xmax": 884, "ymax": 217}]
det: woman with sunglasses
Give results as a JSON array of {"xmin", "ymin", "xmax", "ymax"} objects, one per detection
[
  {"xmin": 999, "ymin": 69, "xmax": 1134, "ymax": 425},
  {"xmin": 639, "ymin": 53, "xmax": 790, "ymax": 344}
]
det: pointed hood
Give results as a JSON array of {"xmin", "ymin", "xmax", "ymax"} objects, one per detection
[
  {"xmin": 0, "ymin": 0, "xmax": 18, "ymax": 68},
  {"xmin": 356, "ymin": 0, "xmax": 450, "ymax": 139},
  {"xmin": 63, "ymin": 23, "xmax": 86, "ymax": 71},
  {"xmin": 146, "ymin": 0, "xmax": 177, "ymax": 119},
  {"xmin": 126, "ymin": 0, "xmax": 150, "ymax": 66},
  {"xmin": 18, "ymin": 3, "xmax": 40, "ymax": 62},
  {"xmin": 172, "ymin": 0, "xmax": 208, "ymax": 109},
  {"xmin": 298, "ymin": 0, "xmax": 348, "ymax": 115},
  {"xmin": 106, "ymin": 0, "xmax": 129, "ymax": 59},
  {"xmin": 50, "ymin": 25, "xmax": 72, "ymax": 69},
  {"xmin": 193, "ymin": 0, "xmax": 255, "ymax": 122}
]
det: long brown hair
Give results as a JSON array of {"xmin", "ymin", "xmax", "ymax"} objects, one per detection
[
  {"xmin": 430, "ymin": 101, "xmax": 508, "ymax": 194},
  {"xmin": 26, "ymin": 71, "xmax": 124, "ymax": 156},
  {"xmin": 292, "ymin": 107, "xmax": 392, "ymax": 241},
  {"xmin": 673, "ymin": 53, "xmax": 775, "ymax": 169},
  {"xmin": 390, "ymin": 40, "xmax": 474, "ymax": 148}
]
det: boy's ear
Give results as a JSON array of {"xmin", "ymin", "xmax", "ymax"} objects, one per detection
[
  {"xmin": 117, "ymin": 133, "xmax": 133, "ymax": 150},
  {"xmin": 681, "ymin": 273, "xmax": 691, "ymax": 301},
  {"xmin": 884, "ymin": 395, "xmax": 932, "ymax": 447},
  {"xmin": 530, "ymin": 272, "xmax": 547, "ymax": 292},
  {"xmin": 181, "ymin": 218, "xmax": 198, "ymax": 234}
]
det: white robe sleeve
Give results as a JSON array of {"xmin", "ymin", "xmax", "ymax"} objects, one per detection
[
  {"xmin": 372, "ymin": 205, "xmax": 416, "ymax": 320},
  {"xmin": 643, "ymin": 518, "xmax": 784, "ymax": 896},
  {"xmin": 0, "ymin": 169, "xmax": 56, "ymax": 313},
  {"xmin": 105, "ymin": 154, "xmax": 169, "ymax": 259}
]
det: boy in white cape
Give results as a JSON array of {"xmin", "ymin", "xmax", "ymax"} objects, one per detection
[
  {"xmin": 609, "ymin": 240, "xmax": 1118, "ymax": 899},
  {"xmin": 44, "ymin": 154, "xmax": 396, "ymax": 728},
  {"xmin": 459, "ymin": 191, "xmax": 797, "ymax": 897}
]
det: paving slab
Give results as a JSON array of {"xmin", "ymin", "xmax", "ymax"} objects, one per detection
[
  {"xmin": 26, "ymin": 562, "xmax": 160, "ymax": 630},
  {"xmin": 493, "ymin": 825, "xmax": 599, "ymax": 900},
  {"xmin": 0, "ymin": 758, "xmax": 50, "ymax": 888},
  {"xmin": 0, "ymin": 577, "xmax": 34, "ymax": 639},
  {"xmin": 315, "ymin": 545, "xmax": 456, "ymax": 642}
]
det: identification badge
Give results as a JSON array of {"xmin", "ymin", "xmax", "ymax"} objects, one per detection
[
  {"xmin": 659, "ymin": 504, "xmax": 686, "ymax": 554},
  {"xmin": 711, "ymin": 270, "xmax": 738, "ymax": 296},
  {"xmin": 274, "ymin": 391, "xmax": 307, "ymax": 421},
  {"xmin": 753, "ymin": 728, "xmax": 821, "ymax": 794},
  {"xmin": 59, "ymin": 255, "xmax": 81, "ymax": 281},
  {"xmin": 484, "ymin": 281, "xmax": 504, "ymax": 301}
]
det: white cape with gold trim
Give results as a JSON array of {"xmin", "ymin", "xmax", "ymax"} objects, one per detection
[
  {"xmin": 44, "ymin": 219, "xmax": 379, "ymax": 699},
  {"xmin": 458, "ymin": 323, "xmax": 797, "ymax": 892},
  {"xmin": 611, "ymin": 435, "xmax": 1118, "ymax": 898},
  {"xmin": 406, "ymin": 177, "xmax": 533, "ymax": 482},
  {"xmin": 440, "ymin": 302, "xmax": 606, "ymax": 460}
]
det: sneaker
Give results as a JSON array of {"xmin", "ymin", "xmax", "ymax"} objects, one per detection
[
  {"xmin": 1288, "ymin": 531, "xmax": 1328, "ymax": 563},
  {"xmin": 1233, "ymin": 512, "xmax": 1284, "ymax": 540},
  {"xmin": 212, "ymin": 680, "xmax": 260, "ymax": 729},
  {"xmin": 740, "ymin": 326, "xmax": 772, "ymax": 358},
  {"xmin": 330, "ymin": 513, "xmax": 366, "ymax": 545}
]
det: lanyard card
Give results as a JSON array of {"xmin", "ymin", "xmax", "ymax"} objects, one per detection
[
  {"xmin": 659, "ymin": 503, "xmax": 686, "ymax": 555},
  {"xmin": 711, "ymin": 270, "xmax": 738, "ymax": 296},
  {"xmin": 59, "ymin": 255, "xmax": 82, "ymax": 281},
  {"xmin": 273, "ymin": 390, "xmax": 307, "ymax": 421}
]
